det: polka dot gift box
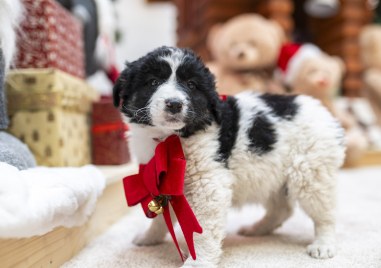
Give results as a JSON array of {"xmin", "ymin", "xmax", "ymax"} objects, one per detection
[
  {"xmin": 14, "ymin": 0, "xmax": 85, "ymax": 78},
  {"xmin": 6, "ymin": 68, "xmax": 98, "ymax": 167}
]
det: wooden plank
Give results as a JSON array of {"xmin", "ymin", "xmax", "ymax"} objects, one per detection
[
  {"xmin": 0, "ymin": 164, "xmax": 137, "ymax": 268},
  {"xmin": 344, "ymin": 150, "xmax": 381, "ymax": 168}
]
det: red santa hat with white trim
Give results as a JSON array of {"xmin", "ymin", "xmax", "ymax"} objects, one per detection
[{"xmin": 277, "ymin": 43, "xmax": 322, "ymax": 86}]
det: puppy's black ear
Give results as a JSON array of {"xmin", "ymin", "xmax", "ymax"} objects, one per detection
[
  {"xmin": 113, "ymin": 62, "xmax": 134, "ymax": 107},
  {"xmin": 113, "ymin": 75, "xmax": 123, "ymax": 107},
  {"xmin": 210, "ymin": 92, "xmax": 222, "ymax": 124},
  {"xmin": 203, "ymin": 66, "xmax": 222, "ymax": 124}
]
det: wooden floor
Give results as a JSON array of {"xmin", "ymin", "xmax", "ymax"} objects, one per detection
[
  {"xmin": 344, "ymin": 150, "xmax": 381, "ymax": 168},
  {"xmin": 0, "ymin": 163, "xmax": 138, "ymax": 268},
  {"xmin": 356, "ymin": 150, "xmax": 381, "ymax": 167}
]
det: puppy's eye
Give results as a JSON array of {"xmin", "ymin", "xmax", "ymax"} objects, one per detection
[
  {"xmin": 151, "ymin": 79, "xmax": 159, "ymax": 86},
  {"xmin": 187, "ymin": 81, "xmax": 196, "ymax": 90}
]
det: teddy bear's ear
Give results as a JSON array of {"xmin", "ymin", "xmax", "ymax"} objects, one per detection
[
  {"xmin": 207, "ymin": 23, "xmax": 223, "ymax": 58},
  {"xmin": 359, "ymin": 26, "xmax": 379, "ymax": 66},
  {"xmin": 268, "ymin": 20, "xmax": 287, "ymax": 45},
  {"xmin": 332, "ymin": 56, "xmax": 346, "ymax": 76}
]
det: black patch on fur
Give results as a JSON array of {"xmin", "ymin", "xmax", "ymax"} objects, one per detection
[
  {"xmin": 259, "ymin": 94, "xmax": 298, "ymax": 120},
  {"xmin": 248, "ymin": 112, "xmax": 277, "ymax": 155},
  {"xmin": 216, "ymin": 97, "xmax": 240, "ymax": 163}
]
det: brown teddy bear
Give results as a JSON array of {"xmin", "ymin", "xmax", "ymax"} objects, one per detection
[
  {"xmin": 207, "ymin": 14, "xmax": 286, "ymax": 95},
  {"xmin": 360, "ymin": 25, "xmax": 381, "ymax": 127},
  {"xmin": 277, "ymin": 43, "xmax": 369, "ymax": 166}
]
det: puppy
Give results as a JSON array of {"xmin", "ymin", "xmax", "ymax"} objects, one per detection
[{"xmin": 113, "ymin": 46, "xmax": 346, "ymax": 267}]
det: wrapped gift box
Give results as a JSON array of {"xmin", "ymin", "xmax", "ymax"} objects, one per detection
[
  {"xmin": 14, "ymin": 0, "xmax": 85, "ymax": 78},
  {"xmin": 6, "ymin": 68, "xmax": 98, "ymax": 167},
  {"xmin": 92, "ymin": 96, "xmax": 130, "ymax": 165}
]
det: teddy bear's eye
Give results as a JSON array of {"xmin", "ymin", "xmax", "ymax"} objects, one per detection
[{"xmin": 187, "ymin": 81, "xmax": 196, "ymax": 90}]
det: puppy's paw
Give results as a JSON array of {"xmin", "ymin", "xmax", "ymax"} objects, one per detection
[
  {"xmin": 181, "ymin": 259, "xmax": 217, "ymax": 268},
  {"xmin": 307, "ymin": 242, "xmax": 336, "ymax": 259},
  {"xmin": 132, "ymin": 232, "xmax": 164, "ymax": 246},
  {"xmin": 238, "ymin": 224, "xmax": 273, "ymax": 237}
]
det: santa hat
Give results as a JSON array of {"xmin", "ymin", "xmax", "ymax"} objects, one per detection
[{"xmin": 277, "ymin": 43, "xmax": 322, "ymax": 85}]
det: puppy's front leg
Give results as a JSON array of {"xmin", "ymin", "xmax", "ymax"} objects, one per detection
[
  {"xmin": 133, "ymin": 216, "xmax": 168, "ymax": 246},
  {"xmin": 182, "ymin": 175, "xmax": 232, "ymax": 268}
]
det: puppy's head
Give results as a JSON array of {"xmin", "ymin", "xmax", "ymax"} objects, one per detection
[{"xmin": 113, "ymin": 46, "xmax": 220, "ymax": 136}]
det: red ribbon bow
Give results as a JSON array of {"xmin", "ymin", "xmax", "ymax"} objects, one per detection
[{"xmin": 123, "ymin": 135, "xmax": 203, "ymax": 261}]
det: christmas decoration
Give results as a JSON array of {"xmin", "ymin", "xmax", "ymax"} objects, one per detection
[
  {"xmin": 56, "ymin": 0, "xmax": 120, "ymax": 83},
  {"xmin": 123, "ymin": 135, "xmax": 202, "ymax": 261},
  {"xmin": 6, "ymin": 68, "xmax": 98, "ymax": 167},
  {"xmin": 277, "ymin": 43, "xmax": 322, "ymax": 87},
  {"xmin": 277, "ymin": 43, "xmax": 370, "ymax": 166},
  {"xmin": 304, "ymin": 0, "xmax": 340, "ymax": 18},
  {"xmin": 15, "ymin": 0, "xmax": 85, "ymax": 78},
  {"xmin": 55, "ymin": 0, "xmax": 99, "ymax": 76},
  {"xmin": 91, "ymin": 96, "xmax": 130, "ymax": 165}
]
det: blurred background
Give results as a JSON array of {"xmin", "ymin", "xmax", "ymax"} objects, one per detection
[
  {"xmin": 1, "ymin": 1, "xmax": 381, "ymax": 267},
  {"xmin": 99, "ymin": 0, "xmax": 381, "ymax": 168},
  {"xmin": 2, "ymin": 0, "xmax": 381, "ymax": 169}
]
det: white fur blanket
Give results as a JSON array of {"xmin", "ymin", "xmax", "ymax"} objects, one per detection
[
  {"xmin": 0, "ymin": 162, "xmax": 105, "ymax": 238},
  {"xmin": 63, "ymin": 167, "xmax": 381, "ymax": 268}
]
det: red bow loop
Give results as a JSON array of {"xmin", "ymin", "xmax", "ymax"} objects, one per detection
[{"xmin": 122, "ymin": 135, "xmax": 202, "ymax": 261}]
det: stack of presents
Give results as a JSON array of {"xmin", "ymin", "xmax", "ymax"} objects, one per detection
[{"xmin": 5, "ymin": 0, "xmax": 130, "ymax": 167}]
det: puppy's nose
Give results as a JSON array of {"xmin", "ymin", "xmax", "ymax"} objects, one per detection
[{"xmin": 165, "ymin": 98, "xmax": 183, "ymax": 114}]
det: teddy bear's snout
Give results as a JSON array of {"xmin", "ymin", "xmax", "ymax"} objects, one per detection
[{"xmin": 237, "ymin": 51, "xmax": 246, "ymax": 59}]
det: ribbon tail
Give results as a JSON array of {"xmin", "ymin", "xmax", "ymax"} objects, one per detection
[
  {"xmin": 163, "ymin": 206, "xmax": 185, "ymax": 262},
  {"xmin": 171, "ymin": 196, "xmax": 203, "ymax": 260}
]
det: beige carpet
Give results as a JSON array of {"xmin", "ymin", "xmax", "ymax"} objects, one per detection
[{"xmin": 63, "ymin": 167, "xmax": 381, "ymax": 268}]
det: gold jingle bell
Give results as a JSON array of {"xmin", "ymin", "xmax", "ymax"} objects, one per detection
[
  {"xmin": 148, "ymin": 199, "xmax": 163, "ymax": 215},
  {"xmin": 155, "ymin": 206, "xmax": 164, "ymax": 215}
]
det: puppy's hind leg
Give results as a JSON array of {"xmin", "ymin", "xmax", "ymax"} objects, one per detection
[
  {"xmin": 298, "ymin": 175, "xmax": 337, "ymax": 259},
  {"xmin": 239, "ymin": 186, "xmax": 294, "ymax": 236}
]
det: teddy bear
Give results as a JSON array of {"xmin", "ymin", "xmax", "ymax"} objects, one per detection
[
  {"xmin": 277, "ymin": 43, "xmax": 369, "ymax": 166},
  {"xmin": 206, "ymin": 14, "xmax": 286, "ymax": 95},
  {"xmin": 276, "ymin": 43, "xmax": 345, "ymax": 113},
  {"xmin": 359, "ymin": 25, "xmax": 381, "ymax": 127}
]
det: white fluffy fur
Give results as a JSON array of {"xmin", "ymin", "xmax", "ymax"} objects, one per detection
[
  {"xmin": 149, "ymin": 76, "xmax": 188, "ymax": 130},
  {"xmin": 124, "ymin": 53, "xmax": 345, "ymax": 267},
  {"xmin": 0, "ymin": 0, "xmax": 23, "ymax": 69}
]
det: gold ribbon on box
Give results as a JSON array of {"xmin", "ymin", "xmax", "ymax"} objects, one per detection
[
  {"xmin": 7, "ymin": 92, "xmax": 91, "ymax": 114},
  {"xmin": 5, "ymin": 68, "xmax": 98, "ymax": 114}
]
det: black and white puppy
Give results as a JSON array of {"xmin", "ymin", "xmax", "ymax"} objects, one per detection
[{"xmin": 113, "ymin": 46, "xmax": 345, "ymax": 267}]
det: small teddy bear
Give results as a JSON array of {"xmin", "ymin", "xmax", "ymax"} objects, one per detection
[
  {"xmin": 207, "ymin": 14, "xmax": 286, "ymax": 95},
  {"xmin": 277, "ymin": 43, "xmax": 369, "ymax": 166},
  {"xmin": 277, "ymin": 43, "xmax": 344, "ymax": 113}
]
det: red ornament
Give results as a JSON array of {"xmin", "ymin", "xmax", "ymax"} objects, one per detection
[{"xmin": 123, "ymin": 135, "xmax": 203, "ymax": 261}]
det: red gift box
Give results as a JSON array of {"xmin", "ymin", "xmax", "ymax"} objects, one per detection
[
  {"xmin": 92, "ymin": 96, "xmax": 131, "ymax": 165},
  {"xmin": 15, "ymin": 0, "xmax": 85, "ymax": 78}
]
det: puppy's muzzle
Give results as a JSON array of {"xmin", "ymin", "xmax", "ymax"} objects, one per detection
[{"xmin": 165, "ymin": 98, "xmax": 183, "ymax": 114}]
